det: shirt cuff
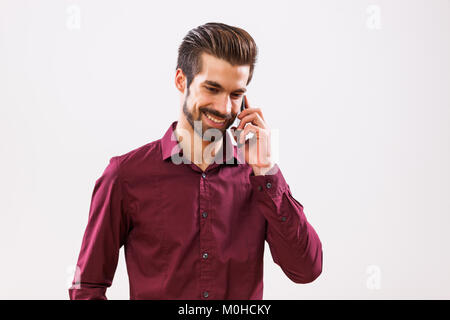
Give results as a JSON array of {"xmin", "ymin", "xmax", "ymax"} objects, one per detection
[{"xmin": 249, "ymin": 163, "xmax": 289, "ymax": 198}]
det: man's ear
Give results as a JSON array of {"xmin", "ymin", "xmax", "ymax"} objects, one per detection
[{"xmin": 175, "ymin": 68, "xmax": 186, "ymax": 94}]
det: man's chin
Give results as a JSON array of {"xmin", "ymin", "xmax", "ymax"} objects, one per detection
[{"xmin": 202, "ymin": 122, "xmax": 229, "ymax": 139}]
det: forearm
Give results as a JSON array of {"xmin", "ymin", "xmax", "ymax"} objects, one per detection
[{"xmin": 250, "ymin": 164, "xmax": 323, "ymax": 283}]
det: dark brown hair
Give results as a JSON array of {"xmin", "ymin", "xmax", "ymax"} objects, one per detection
[{"xmin": 176, "ymin": 22, "xmax": 258, "ymax": 90}]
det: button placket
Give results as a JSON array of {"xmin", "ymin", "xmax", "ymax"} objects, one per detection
[{"xmin": 198, "ymin": 169, "xmax": 213, "ymax": 300}]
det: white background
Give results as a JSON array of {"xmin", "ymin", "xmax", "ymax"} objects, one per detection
[{"xmin": 0, "ymin": 0, "xmax": 449, "ymax": 299}]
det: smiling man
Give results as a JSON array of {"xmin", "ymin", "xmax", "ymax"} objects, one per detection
[{"xmin": 69, "ymin": 22, "xmax": 323, "ymax": 300}]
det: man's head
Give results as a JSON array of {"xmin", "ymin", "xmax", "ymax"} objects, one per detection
[{"xmin": 175, "ymin": 22, "xmax": 258, "ymax": 137}]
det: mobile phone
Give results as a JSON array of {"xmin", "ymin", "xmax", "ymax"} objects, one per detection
[
  {"xmin": 234, "ymin": 95, "xmax": 246, "ymax": 147},
  {"xmin": 240, "ymin": 95, "xmax": 246, "ymax": 113}
]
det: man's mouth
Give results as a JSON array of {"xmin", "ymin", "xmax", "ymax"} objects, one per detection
[{"xmin": 202, "ymin": 111, "xmax": 226, "ymax": 124}]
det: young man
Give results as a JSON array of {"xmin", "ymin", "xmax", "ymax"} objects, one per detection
[{"xmin": 69, "ymin": 22, "xmax": 322, "ymax": 300}]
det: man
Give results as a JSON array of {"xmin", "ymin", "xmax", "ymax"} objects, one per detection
[{"xmin": 69, "ymin": 22, "xmax": 322, "ymax": 300}]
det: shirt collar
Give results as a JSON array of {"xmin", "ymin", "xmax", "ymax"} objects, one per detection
[{"xmin": 161, "ymin": 121, "xmax": 244, "ymax": 165}]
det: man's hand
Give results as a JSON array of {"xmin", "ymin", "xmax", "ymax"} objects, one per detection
[{"xmin": 231, "ymin": 96, "xmax": 275, "ymax": 176}]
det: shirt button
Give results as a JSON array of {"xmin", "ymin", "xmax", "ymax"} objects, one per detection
[
  {"xmin": 203, "ymin": 291, "xmax": 209, "ymax": 298},
  {"xmin": 281, "ymin": 216, "xmax": 287, "ymax": 222},
  {"xmin": 202, "ymin": 212, "xmax": 208, "ymax": 218},
  {"xmin": 266, "ymin": 182, "xmax": 272, "ymax": 189},
  {"xmin": 258, "ymin": 185, "xmax": 263, "ymax": 191},
  {"xmin": 202, "ymin": 172, "xmax": 206, "ymax": 178},
  {"xmin": 202, "ymin": 252, "xmax": 208, "ymax": 259}
]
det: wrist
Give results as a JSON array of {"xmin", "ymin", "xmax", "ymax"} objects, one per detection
[{"xmin": 252, "ymin": 162, "xmax": 276, "ymax": 176}]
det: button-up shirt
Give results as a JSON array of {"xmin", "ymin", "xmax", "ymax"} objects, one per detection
[{"xmin": 69, "ymin": 121, "xmax": 323, "ymax": 300}]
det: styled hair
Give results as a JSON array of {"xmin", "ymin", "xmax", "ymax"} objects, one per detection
[{"xmin": 176, "ymin": 22, "xmax": 258, "ymax": 90}]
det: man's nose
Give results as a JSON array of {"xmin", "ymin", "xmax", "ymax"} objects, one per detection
[{"xmin": 217, "ymin": 95, "xmax": 233, "ymax": 116}]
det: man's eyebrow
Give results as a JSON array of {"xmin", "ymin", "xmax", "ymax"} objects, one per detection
[{"xmin": 203, "ymin": 80, "xmax": 247, "ymax": 93}]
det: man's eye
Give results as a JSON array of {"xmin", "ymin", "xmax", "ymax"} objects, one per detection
[
  {"xmin": 206, "ymin": 87, "xmax": 218, "ymax": 93},
  {"xmin": 206, "ymin": 87, "xmax": 241, "ymax": 98}
]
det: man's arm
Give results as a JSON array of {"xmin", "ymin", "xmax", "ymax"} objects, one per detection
[
  {"xmin": 69, "ymin": 156, "xmax": 131, "ymax": 299},
  {"xmin": 249, "ymin": 164, "xmax": 323, "ymax": 284}
]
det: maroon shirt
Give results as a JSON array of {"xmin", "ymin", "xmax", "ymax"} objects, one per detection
[{"xmin": 69, "ymin": 121, "xmax": 322, "ymax": 300}]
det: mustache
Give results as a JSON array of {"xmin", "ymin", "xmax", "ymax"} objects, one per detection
[{"xmin": 199, "ymin": 107, "xmax": 235, "ymax": 121}]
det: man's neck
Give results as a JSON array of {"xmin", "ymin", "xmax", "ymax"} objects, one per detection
[{"xmin": 174, "ymin": 118, "xmax": 224, "ymax": 171}]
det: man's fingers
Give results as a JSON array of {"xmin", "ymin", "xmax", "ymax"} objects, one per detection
[
  {"xmin": 239, "ymin": 123, "xmax": 260, "ymax": 144},
  {"xmin": 238, "ymin": 107, "xmax": 265, "ymax": 122},
  {"xmin": 237, "ymin": 112, "xmax": 265, "ymax": 131}
]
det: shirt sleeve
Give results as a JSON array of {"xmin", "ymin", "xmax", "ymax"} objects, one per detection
[
  {"xmin": 68, "ymin": 156, "xmax": 131, "ymax": 300},
  {"xmin": 249, "ymin": 164, "xmax": 323, "ymax": 284}
]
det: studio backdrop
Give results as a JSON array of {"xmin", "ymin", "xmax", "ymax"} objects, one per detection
[{"xmin": 0, "ymin": 0, "xmax": 449, "ymax": 299}]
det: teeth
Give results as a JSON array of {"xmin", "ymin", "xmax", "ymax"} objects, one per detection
[{"xmin": 204, "ymin": 112, "xmax": 225, "ymax": 123}]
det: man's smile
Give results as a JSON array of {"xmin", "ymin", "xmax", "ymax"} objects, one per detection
[{"xmin": 202, "ymin": 111, "xmax": 226, "ymax": 124}]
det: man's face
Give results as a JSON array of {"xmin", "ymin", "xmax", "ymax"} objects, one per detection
[{"xmin": 181, "ymin": 52, "xmax": 250, "ymax": 138}]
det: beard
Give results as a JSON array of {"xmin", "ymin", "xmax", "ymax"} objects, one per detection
[{"xmin": 182, "ymin": 87, "xmax": 237, "ymax": 139}]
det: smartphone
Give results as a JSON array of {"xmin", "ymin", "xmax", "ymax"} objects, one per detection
[
  {"xmin": 241, "ymin": 95, "xmax": 246, "ymax": 113},
  {"xmin": 233, "ymin": 95, "xmax": 246, "ymax": 147}
]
